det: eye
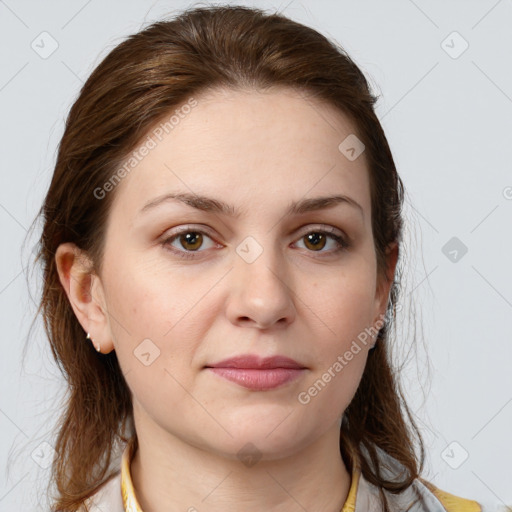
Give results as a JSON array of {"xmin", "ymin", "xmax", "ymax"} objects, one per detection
[
  {"xmin": 293, "ymin": 227, "xmax": 349, "ymax": 255},
  {"xmin": 161, "ymin": 227, "xmax": 218, "ymax": 259},
  {"xmin": 161, "ymin": 225, "xmax": 350, "ymax": 260}
]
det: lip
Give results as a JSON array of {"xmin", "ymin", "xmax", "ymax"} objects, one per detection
[
  {"xmin": 205, "ymin": 355, "xmax": 307, "ymax": 391},
  {"xmin": 207, "ymin": 355, "xmax": 305, "ymax": 370}
]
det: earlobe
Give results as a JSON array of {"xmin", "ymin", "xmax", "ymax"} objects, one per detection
[
  {"xmin": 374, "ymin": 241, "xmax": 399, "ymax": 321},
  {"xmin": 384, "ymin": 241, "xmax": 399, "ymax": 285},
  {"xmin": 54, "ymin": 243, "xmax": 114, "ymax": 353}
]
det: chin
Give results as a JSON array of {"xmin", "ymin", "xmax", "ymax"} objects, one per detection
[{"xmin": 205, "ymin": 422, "xmax": 313, "ymax": 463}]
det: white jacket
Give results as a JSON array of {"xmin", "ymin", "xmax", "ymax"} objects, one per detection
[{"xmin": 82, "ymin": 438, "xmax": 506, "ymax": 511}]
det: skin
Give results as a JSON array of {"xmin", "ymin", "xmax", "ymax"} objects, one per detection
[{"xmin": 56, "ymin": 86, "xmax": 398, "ymax": 512}]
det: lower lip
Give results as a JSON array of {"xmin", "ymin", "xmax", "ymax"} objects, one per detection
[{"xmin": 206, "ymin": 367, "xmax": 305, "ymax": 390}]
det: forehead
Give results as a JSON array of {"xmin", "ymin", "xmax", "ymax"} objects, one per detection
[{"xmin": 109, "ymin": 86, "xmax": 371, "ymax": 223}]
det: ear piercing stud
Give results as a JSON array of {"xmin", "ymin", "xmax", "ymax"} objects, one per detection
[{"xmin": 86, "ymin": 332, "xmax": 101, "ymax": 352}]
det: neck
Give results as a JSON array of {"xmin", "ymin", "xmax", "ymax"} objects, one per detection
[{"xmin": 130, "ymin": 423, "xmax": 351, "ymax": 512}]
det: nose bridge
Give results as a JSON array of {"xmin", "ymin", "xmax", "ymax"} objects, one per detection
[
  {"xmin": 236, "ymin": 233, "xmax": 289, "ymax": 295},
  {"xmin": 227, "ymin": 233, "xmax": 295, "ymax": 326}
]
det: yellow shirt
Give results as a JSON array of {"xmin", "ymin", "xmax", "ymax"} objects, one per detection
[{"xmin": 119, "ymin": 437, "xmax": 359, "ymax": 512}]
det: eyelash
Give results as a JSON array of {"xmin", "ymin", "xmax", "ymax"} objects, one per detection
[{"xmin": 160, "ymin": 226, "xmax": 350, "ymax": 260}]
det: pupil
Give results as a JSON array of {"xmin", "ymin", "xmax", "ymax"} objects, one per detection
[
  {"xmin": 307, "ymin": 233, "xmax": 325, "ymax": 251},
  {"xmin": 183, "ymin": 232, "xmax": 201, "ymax": 250}
]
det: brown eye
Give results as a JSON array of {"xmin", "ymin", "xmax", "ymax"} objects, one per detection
[
  {"xmin": 178, "ymin": 232, "xmax": 203, "ymax": 251},
  {"xmin": 161, "ymin": 228, "xmax": 217, "ymax": 259},
  {"xmin": 303, "ymin": 232, "xmax": 327, "ymax": 251},
  {"xmin": 294, "ymin": 229, "xmax": 349, "ymax": 255},
  {"xmin": 162, "ymin": 226, "xmax": 348, "ymax": 261}
]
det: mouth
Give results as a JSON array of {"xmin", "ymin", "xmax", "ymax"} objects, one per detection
[{"xmin": 204, "ymin": 355, "xmax": 307, "ymax": 391}]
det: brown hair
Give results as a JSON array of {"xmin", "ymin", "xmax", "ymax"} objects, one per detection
[{"xmin": 30, "ymin": 4, "xmax": 424, "ymax": 511}]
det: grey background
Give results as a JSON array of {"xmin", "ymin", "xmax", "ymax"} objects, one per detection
[{"xmin": 1, "ymin": 0, "xmax": 511, "ymax": 510}]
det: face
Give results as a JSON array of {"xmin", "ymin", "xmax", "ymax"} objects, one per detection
[{"xmin": 76, "ymin": 87, "xmax": 395, "ymax": 460}]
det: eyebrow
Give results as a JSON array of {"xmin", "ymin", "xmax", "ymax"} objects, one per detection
[{"xmin": 138, "ymin": 192, "xmax": 364, "ymax": 220}]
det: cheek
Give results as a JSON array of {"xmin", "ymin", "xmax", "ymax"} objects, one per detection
[
  {"xmin": 103, "ymin": 251, "xmax": 191, "ymax": 336},
  {"xmin": 305, "ymin": 268, "xmax": 376, "ymax": 340},
  {"xmin": 104, "ymin": 256, "xmax": 220, "ymax": 378},
  {"xmin": 298, "ymin": 264, "xmax": 375, "ymax": 402},
  {"xmin": 107, "ymin": 267, "xmax": 201, "ymax": 420},
  {"xmin": 106, "ymin": 274, "xmax": 168, "ymax": 340},
  {"xmin": 295, "ymin": 347, "xmax": 368, "ymax": 439}
]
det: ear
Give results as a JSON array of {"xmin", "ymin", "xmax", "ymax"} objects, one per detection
[
  {"xmin": 373, "ymin": 241, "xmax": 399, "ymax": 325},
  {"xmin": 54, "ymin": 242, "xmax": 115, "ymax": 354}
]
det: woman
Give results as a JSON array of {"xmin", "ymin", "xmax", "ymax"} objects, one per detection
[{"xmin": 34, "ymin": 4, "xmax": 496, "ymax": 512}]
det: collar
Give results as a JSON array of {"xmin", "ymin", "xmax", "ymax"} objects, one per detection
[
  {"xmin": 121, "ymin": 437, "xmax": 143, "ymax": 511},
  {"xmin": 120, "ymin": 437, "xmax": 360, "ymax": 512}
]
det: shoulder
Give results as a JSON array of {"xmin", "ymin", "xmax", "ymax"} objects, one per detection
[
  {"xmin": 415, "ymin": 477, "xmax": 483, "ymax": 511},
  {"xmin": 78, "ymin": 471, "xmax": 123, "ymax": 512},
  {"xmin": 353, "ymin": 445, "xmax": 501, "ymax": 512},
  {"xmin": 356, "ymin": 471, "xmax": 493, "ymax": 512},
  {"xmin": 417, "ymin": 478, "xmax": 510, "ymax": 512}
]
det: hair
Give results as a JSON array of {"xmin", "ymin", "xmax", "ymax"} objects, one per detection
[{"xmin": 30, "ymin": 4, "xmax": 425, "ymax": 511}]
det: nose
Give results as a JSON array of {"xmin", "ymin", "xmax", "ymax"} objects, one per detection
[{"xmin": 225, "ymin": 241, "xmax": 296, "ymax": 330}]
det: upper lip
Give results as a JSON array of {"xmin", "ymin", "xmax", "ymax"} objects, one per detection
[{"xmin": 206, "ymin": 355, "xmax": 306, "ymax": 369}]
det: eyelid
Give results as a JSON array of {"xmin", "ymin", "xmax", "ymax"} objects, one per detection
[
  {"xmin": 160, "ymin": 225, "xmax": 220, "ymax": 248},
  {"xmin": 160, "ymin": 224, "xmax": 217, "ymax": 241},
  {"xmin": 295, "ymin": 223, "xmax": 344, "ymax": 238}
]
